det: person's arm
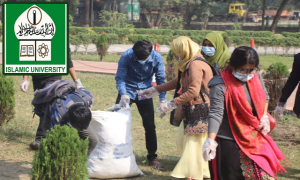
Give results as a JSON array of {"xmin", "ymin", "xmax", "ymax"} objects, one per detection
[
  {"xmin": 115, "ymin": 53, "xmax": 128, "ymax": 96},
  {"xmin": 23, "ymin": 75, "xmax": 29, "ymax": 81},
  {"xmin": 208, "ymin": 83, "xmax": 225, "ymax": 139},
  {"xmin": 20, "ymin": 75, "xmax": 30, "ymax": 92},
  {"xmin": 69, "ymin": 67, "xmax": 78, "ymax": 82},
  {"xmin": 279, "ymin": 55, "xmax": 300, "ymax": 103},
  {"xmin": 173, "ymin": 61, "xmax": 203, "ymax": 105},
  {"xmin": 257, "ymin": 71, "xmax": 269, "ymax": 115},
  {"xmin": 153, "ymin": 55, "xmax": 166, "ymax": 102}
]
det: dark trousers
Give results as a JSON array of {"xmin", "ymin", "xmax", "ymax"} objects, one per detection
[
  {"xmin": 116, "ymin": 94, "xmax": 157, "ymax": 161},
  {"xmin": 34, "ymin": 80, "xmax": 58, "ymax": 140},
  {"xmin": 209, "ymin": 138, "xmax": 245, "ymax": 180}
]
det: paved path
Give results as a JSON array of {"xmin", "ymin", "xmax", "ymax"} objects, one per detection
[
  {"xmin": 0, "ymin": 52, "xmax": 297, "ymax": 111},
  {"xmin": 0, "ymin": 42, "xmax": 299, "ymax": 55},
  {"xmin": 69, "ymin": 44, "xmax": 300, "ymax": 56}
]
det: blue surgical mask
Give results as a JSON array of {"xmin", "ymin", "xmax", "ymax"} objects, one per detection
[
  {"xmin": 138, "ymin": 56, "xmax": 149, "ymax": 65},
  {"xmin": 232, "ymin": 70, "xmax": 254, "ymax": 82},
  {"xmin": 202, "ymin": 46, "xmax": 216, "ymax": 57},
  {"xmin": 178, "ymin": 57, "xmax": 182, "ymax": 62}
]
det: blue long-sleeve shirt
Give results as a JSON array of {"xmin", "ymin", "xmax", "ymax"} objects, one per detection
[{"xmin": 115, "ymin": 49, "xmax": 166, "ymax": 101}]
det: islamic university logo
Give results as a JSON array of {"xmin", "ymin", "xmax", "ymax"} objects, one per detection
[{"xmin": 3, "ymin": 2, "xmax": 69, "ymax": 75}]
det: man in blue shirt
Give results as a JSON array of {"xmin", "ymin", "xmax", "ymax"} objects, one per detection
[{"xmin": 115, "ymin": 40, "xmax": 166, "ymax": 169}]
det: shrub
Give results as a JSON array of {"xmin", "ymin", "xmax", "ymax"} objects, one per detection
[
  {"xmin": 165, "ymin": 49, "xmax": 177, "ymax": 81},
  {"xmin": 224, "ymin": 30, "xmax": 272, "ymax": 37},
  {"xmin": 282, "ymin": 32, "xmax": 300, "ymax": 39},
  {"xmin": 92, "ymin": 27, "xmax": 116, "ymax": 34},
  {"xmin": 0, "ymin": 73, "xmax": 15, "ymax": 126},
  {"xmin": 94, "ymin": 33, "xmax": 109, "ymax": 61},
  {"xmin": 69, "ymin": 34, "xmax": 82, "ymax": 55},
  {"xmin": 173, "ymin": 30, "xmax": 212, "ymax": 37},
  {"xmin": 99, "ymin": 10, "xmax": 134, "ymax": 28},
  {"xmin": 77, "ymin": 30, "xmax": 96, "ymax": 55},
  {"xmin": 263, "ymin": 62, "xmax": 290, "ymax": 111},
  {"xmin": 31, "ymin": 125, "xmax": 89, "ymax": 180},
  {"xmin": 69, "ymin": 27, "xmax": 89, "ymax": 35}
]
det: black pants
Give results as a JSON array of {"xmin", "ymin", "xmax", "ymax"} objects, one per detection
[
  {"xmin": 209, "ymin": 138, "xmax": 245, "ymax": 180},
  {"xmin": 34, "ymin": 79, "xmax": 58, "ymax": 140},
  {"xmin": 116, "ymin": 94, "xmax": 157, "ymax": 161}
]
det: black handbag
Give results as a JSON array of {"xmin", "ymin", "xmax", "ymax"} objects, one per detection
[{"xmin": 183, "ymin": 89, "xmax": 210, "ymax": 134}]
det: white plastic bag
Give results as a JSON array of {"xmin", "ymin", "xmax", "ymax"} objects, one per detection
[{"xmin": 87, "ymin": 107, "xmax": 144, "ymax": 179}]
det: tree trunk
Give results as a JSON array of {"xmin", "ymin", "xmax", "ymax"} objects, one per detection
[
  {"xmin": 155, "ymin": 4, "xmax": 165, "ymax": 28},
  {"xmin": 84, "ymin": 0, "xmax": 90, "ymax": 27},
  {"xmin": 131, "ymin": 0, "xmax": 134, "ymax": 21},
  {"xmin": 184, "ymin": 2, "xmax": 192, "ymax": 28},
  {"xmin": 117, "ymin": 0, "xmax": 121, "ymax": 13},
  {"xmin": 270, "ymin": 0, "xmax": 290, "ymax": 33},
  {"xmin": 243, "ymin": 0, "xmax": 254, "ymax": 23},
  {"xmin": 203, "ymin": 15, "xmax": 209, "ymax": 30},
  {"xmin": 103, "ymin": 0, "xmax": 109, "ymax": 11},
  {"xmin": 112, "ymin": 0, "xmax": 116, "ymax": 12},
  {"xmin": 262, "ymin": 0, "xmax": 267, "ymax": 30}
]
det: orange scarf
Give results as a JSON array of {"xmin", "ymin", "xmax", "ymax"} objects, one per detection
[{"xmin": 221, "ymin": 68, "xmax": 288, "ymax": 179}]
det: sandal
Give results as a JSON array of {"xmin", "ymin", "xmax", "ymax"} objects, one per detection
[{"xmin": 149, "ymin": 159, "xmax": 164, "ymax": 170}]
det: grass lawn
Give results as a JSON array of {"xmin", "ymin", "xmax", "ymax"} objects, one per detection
[
  {"xmin": 71, "ymin": 53, "xmax": 294, "ymax": 70},
  {"xmin": 0, "ymin": 67, "xmax": 299, "ymax": 179}
]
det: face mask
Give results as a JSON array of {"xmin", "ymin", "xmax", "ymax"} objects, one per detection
[
  {"xmin": 202, "ymin": 46, "xmax": 216, "ymax": 57},
  {"xmin": 178, "ymin": 57, "xmax": 182, "ymax": 62},
  {"xmin": 138, "ymin": 57, "xmax": 149, "ymax": 65},
  {"xmin": 232, "ymin": 70, "xmax": 254, "ymax": 82}
]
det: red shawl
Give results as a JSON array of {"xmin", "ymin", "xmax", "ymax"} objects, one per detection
[{"xmin": 221, "ymin": 69, "xmax": 288, "ymax": 179}]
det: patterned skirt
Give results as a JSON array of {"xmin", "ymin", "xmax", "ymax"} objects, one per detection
[{"xmin": 209, "ymin": 137, "xmax": 275, "ymax": 180}]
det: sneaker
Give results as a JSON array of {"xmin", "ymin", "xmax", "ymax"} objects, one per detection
[{"xmin": 30, "ymin": 139, "xmax": 41, "ymax": 150}]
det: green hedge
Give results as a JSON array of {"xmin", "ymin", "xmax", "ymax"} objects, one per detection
[
  {"xmin": 224, "ymin": 30, "xmax": 273, "ymax": 37},
  {"xmin": 282, "ymin": 32, "xmax": 300, "ymax": 38},
  {"xmin": 173, "ymin": 30, "xmax": 212, "ymax": 36},
  {"xmin": 69, "ymin": 27, "xmax": 89, "ymax": 35}
]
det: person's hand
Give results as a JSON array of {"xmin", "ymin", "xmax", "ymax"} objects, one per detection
[
  {"xmin": 202, "ymin": 138, "xmax": 218, "ymax": 161},
  {"xmin": 274, "ymin": 103, "xmax": 284, "ymax": 120},
  {"xmin": 20, "ymin": 78, "xmax": 30, "ymax": 92},
  {"xmin": 257, "ymin": 115, "xmax": 270, "ymax": 135},
  {"xmin": 139, "ymin": 87, "xmax": 159, "ymax": 98},
  {"xmin": 75, "ymin": 79, "xmax": 83, "ymax": 89},
  {"xmin": 156, "ymin": 100, "xmax": 177, "ymax": 118},
  {"xmin": 120, "ymin": 94, "xmax": 130, "ymax": 108}
]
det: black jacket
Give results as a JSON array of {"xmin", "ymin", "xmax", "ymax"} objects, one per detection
[{"xmin": 279, "ymin": 53, "xmax": 300, "ymax": 118}]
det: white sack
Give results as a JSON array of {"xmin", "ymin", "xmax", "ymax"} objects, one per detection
[{"xmin": 88, "ymin": 107, "xmax": 143, "ymax": 179}]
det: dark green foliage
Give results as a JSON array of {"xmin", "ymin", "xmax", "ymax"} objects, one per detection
[
  {"xmin": 95, "ymin": 34, "xmax": 109, "ymax": 61},
  {"xmin": 263, "ymin": 62, "xmax": 290, "ymax": 80},
  {"xmin": 173, "ymin": 30, "xmax": 212, "ymax": 37},
  {"xmin": 263, "ymin": 62, "xmax": 290, "ymax": 111},
  {"xmin": 31, "ymin": 125, "xmax": 89, "ymax": 180},
  {"xmin": 69, "ymin": 27, "xmax": 89, "ymax": 35},
  {"xmin": 282, "ymin": 32, "xmax": 300, "ymax": 39},
  {"xmin": 0, "ymin": 73, "xmax": 15, "ymax": 126},
  {"xmin": 165, "ymin": 49, "xmax": 177, "ymax": 81},
  {"xmin": 224, "ymin": 30, "xmax": 273, "ymax": 37},
  {"xmin": 92, "ymin": 27, "xmax": 116, "ymax": 34},
  {"xmin": 69, "ymin": 34, "xmax": 82, "ymax": 55}
]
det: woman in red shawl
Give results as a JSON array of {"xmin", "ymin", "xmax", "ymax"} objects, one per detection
[{"xmin": 202, "ymin": 46, "xmax": 288, "ymax": 180}]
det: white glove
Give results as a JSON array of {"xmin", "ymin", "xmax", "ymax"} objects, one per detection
[
  {"xmin": 156, "ymin": 100, "xmax": 177, "ymax": 118},
  {"xmin": 120, "ymin": 94, "xmax": 130, "ymax": 108},
  {"xmin": 257, "ymin": 115, "xmax": 270, "ymax": 135},
  {"xmin": 139, "ymin": 87, "xmax": 159, "ymax": 99},
  {"xmin": 75, "ymin": 79, "xmax": 83, "ymax": 89},
  {"xmin": 202, "ymin": 138, "xmax": 218, "ymax": 161},
  {"xmin": 20, "ymin": 78, "xmax": 30, "ymax": 92},
  {"xmin": 274, "ymin": 103, "xmax": 284, "ymax": 120}
]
